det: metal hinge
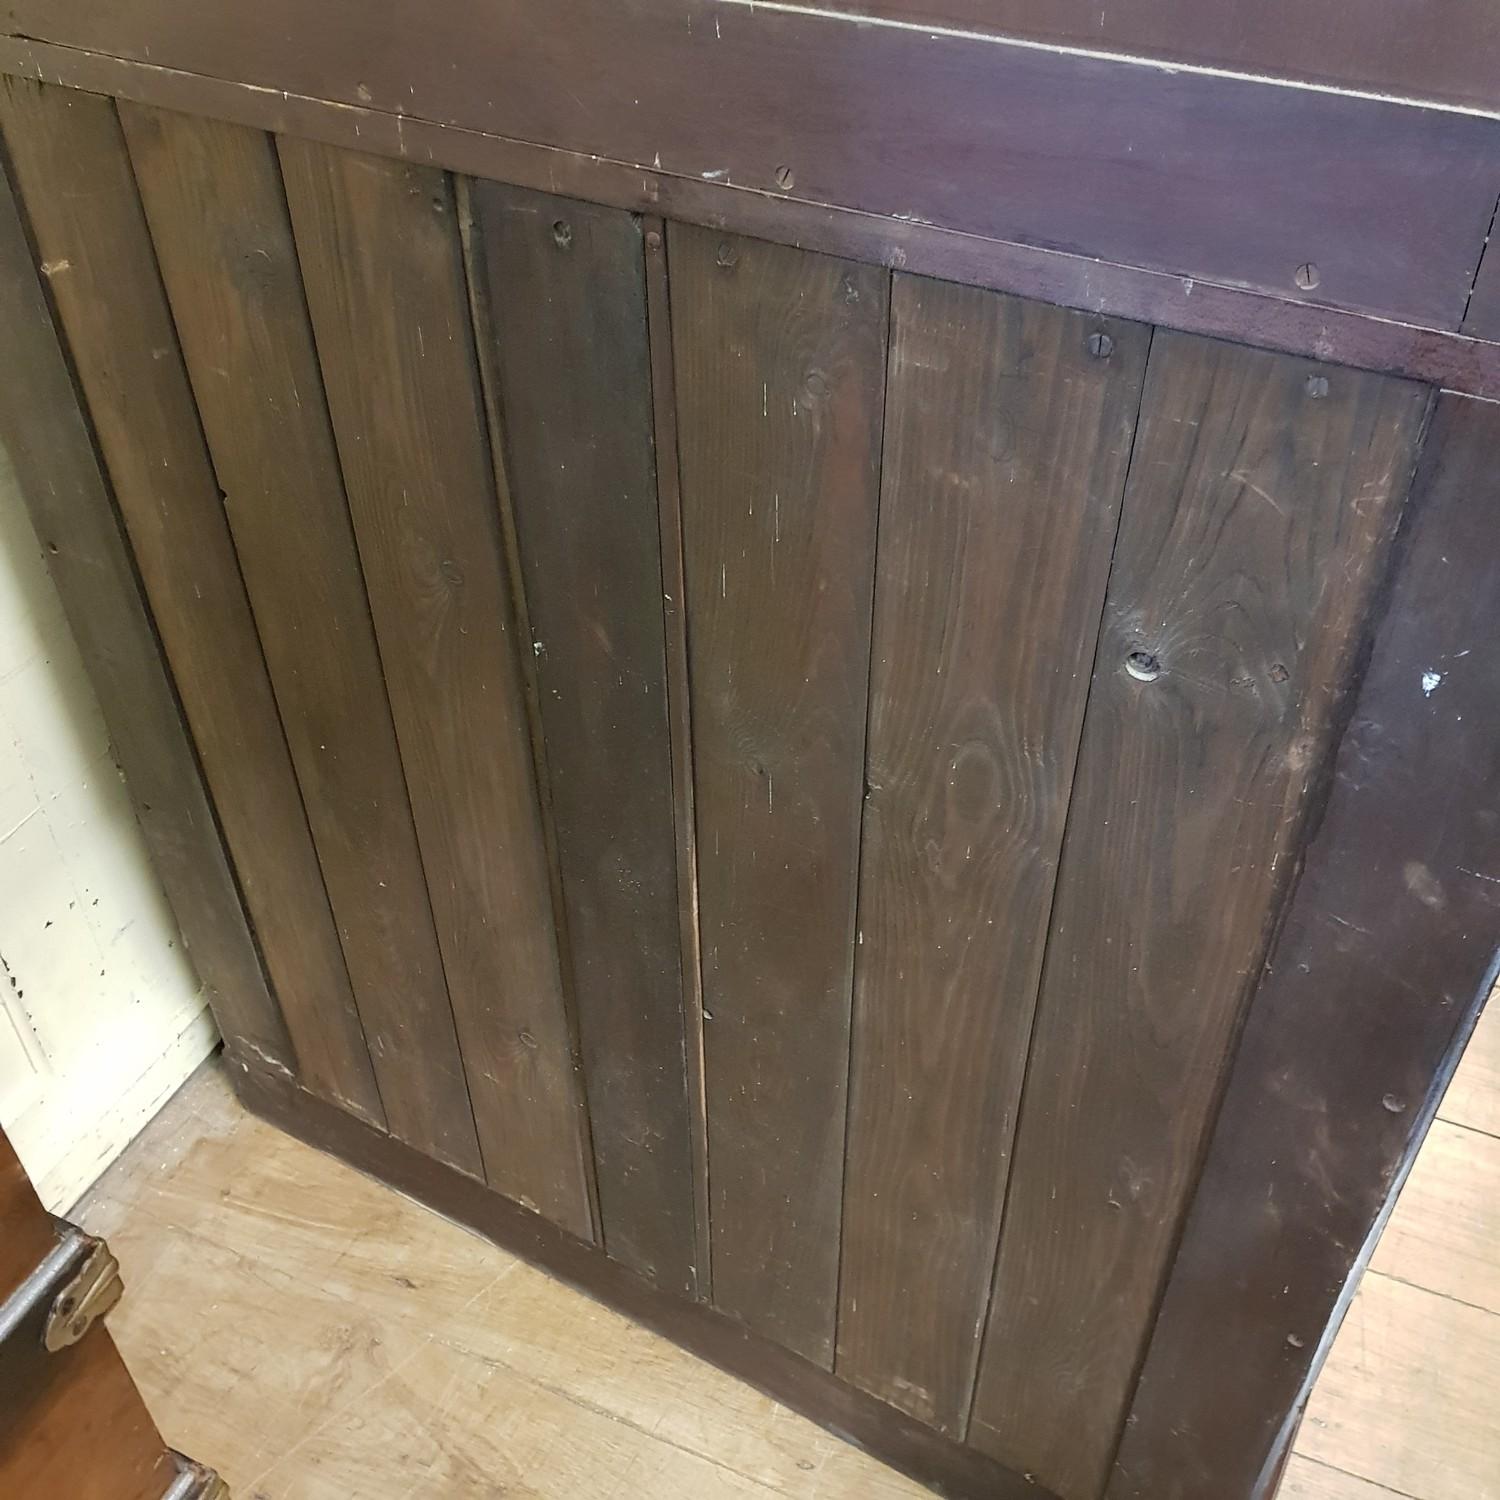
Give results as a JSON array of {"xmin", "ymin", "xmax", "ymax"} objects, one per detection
[
  {"xmin": 0, "ymin": 1218, "xmax": 123, "ymax": 1376},
  {"xmin": 163, "ymin": 1451, "xmax": 231, "ymax": 1500}
]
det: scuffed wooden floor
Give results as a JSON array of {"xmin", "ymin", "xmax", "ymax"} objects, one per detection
[
  {"xmin": 74, "ymin": 998, "xmax": 1500, "ymax": 1499},
  {"xmin": 71, "ymin": 1060, "xmax": 930, "ymax": 1499}
]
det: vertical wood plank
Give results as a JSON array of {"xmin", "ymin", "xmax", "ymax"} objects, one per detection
[
  {"xmin": 0, "ymin": 126, "xmax": 292, "ymax": 1076},
  {"xmin": 671, "ymin": 223, "xmax": 888, "ymax": 1365},
  {"xmin": 645, "ymin": 215, "xmax": 715, "ymax": 1301},
  {"xmin": 465, "ymin": 181, "xmax": 695, "ymax": 1290},
  {"xmin": 119, "ymin": 103, "xmax": 482, "ymax": 1174},
  {"xmin": 836, "ymin": 277, "xmax": 1150, "ymax": 1432},
  {"xmin": 0, "ymin": 77, "xmax": 383, "ymax": 1122},
  {"xmin": 1109, "ymin": 392, "xmax": 1499, "ymax": 1500},
  {"xmin": 278, "ymin": 137, "xmax": 593, "ymax": 1235},
  {"xmin": 969, "ymin": 332, "xmax": 1430, "ymax": 1500}
]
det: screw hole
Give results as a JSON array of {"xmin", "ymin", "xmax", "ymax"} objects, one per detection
[
  {"xmin": 774, "ymin": 164, "xmax": 795, "ymax": 191},
  {"xmin": 552, "ymin": 220, "xmax": 572, "ymax": 249},
  {"xmin": 1382, "ymin": 1093, "xmax": 1407, "ymax": 1114},
  {"xmin": 1305, "ymin": 374, "xmax": 1329, "ymax": 399},
  {"xmin": 1294, "ymin": 262, "xmax": 1321, "ymax": 291},
  {"xmin": 1269, "ymin": 662, "xmax": 1289, "ymax": 684},
  {"xmin": 716, "ymin": 241, "xmax": 739, "ymax": 269},
  {"xmin": 1125, "ymin": 649, "xmax": 1161, "ymax": 683}
]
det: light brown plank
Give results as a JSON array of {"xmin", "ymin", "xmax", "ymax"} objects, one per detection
[
  {"xmin": 119, "ymin": 102, "xmax": 480, "ymax": 1170},
  {"xmin": 971, "ymin": 333, "xmax": 1429, "ymax": 1499},
  {"xmin": 1279, "ymin": 1455, "xmax": 1413, "ymax": 1500},
  {"xmin": 1302, "ymin": 1275, "xmax": 1500, "ymax": 1500},
  {"xmin": 1371, "ymin": 1117, "xmax": 1500, "ymax": 1316},
  {"xmin": 836, "ymin": 277, "xmax": 1149, "ymax": 1432},
  {"xmin": 278, "ymin": 137, "xmax": 592, "ymax": 1230},
  {"xmin": 0, "ymin": 76, "xmax": 381, "ymax": 1120},
  {"xmin": 1442, "ymin": 988, "xmax": 1500, "ymax": 1138},
  {"xmin": 466, "ymin": 182, "xmax": 695, "ymax": 1289},
  {"xmin": 671, "ymin": 224, "xmax": 888, "ymax": 1364}
]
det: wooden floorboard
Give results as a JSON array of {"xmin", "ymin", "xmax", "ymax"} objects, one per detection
[
  {"xmin": 1294, "ymin": 979, "xmax": 1500, "ymax": 1500},
  {"xmin": 67, "ymin": 976, "xmax": 1500, "ymax": 1498},
  {"xmin": 73, "ymin": 1062, "xmax": 930, "ymax": 1499}
]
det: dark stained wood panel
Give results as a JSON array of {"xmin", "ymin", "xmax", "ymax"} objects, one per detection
[
  {"xmin": 836, "ymin": 277, "xmax": 1150, "ymax": 1433},
  {"xmin": 119, "ymin": 103, "xmax": 481, "ymax": 1171},
  {"xmin": 1109, "ymin": 393, "xmax": 1500, "ymax": 1500},
  {"xmin": 1464, "ymin": 225, "xmax": 1500, "ymax": 342},
  {"xmin": 969, "ymin": 333, "xmax": 1430, "ymax": 1499},
  {"xmin": 0, "ymin": 134, "xmax": 292, "ymax": 1076},
  {"xmin": 466, "ymin": 181, "xmax": 695, "ymax": 1291},
  {"xmin": 643, "ymin": 216, "xmax": 715, "ymax": 1298},
  {"xmin": 672, "ymin": 223, "xmax": 888, "ymax": 1364},
  {"xmin": 278, "ymin": 136, "xmax": 593, "ymax": 1230},
  {"xmin": 4, "ymin": 0, "xmax": 1497, "ymax": 328},
  {"xmin": 0, "ymin": 77, "xmax": 383, "ymax": 1122},
  {"xmin": 805, "ymin": 0, "xmax": 1500, "ymax": 115}
]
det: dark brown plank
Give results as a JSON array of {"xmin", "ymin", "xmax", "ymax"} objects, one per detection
[
  {"xmin": 0, "ymin": 76, "xmax": 382, "ymax": 1121},
  {"xmin": 672, "ymin": 223, "xmax": 887, "ymax": 1364},
  {"xmin": 836, "ymin": 278, "xmax": 1150, "ymax": 1433},
  {"xmin": 4, "ymin": 0, "xmax": 1497, "ymax": 328},
  {"xmin": 0, "ymin": 118, "xmax": 291, "ymax": 1075},
  {"xmin": 969, "ymin": 334, "xmax": 1430, "ymax": 1499},
  {"xmin": 644, "ymin": 216, "xmax": 715, "ymax": 1300},
  {"xmin": 6, "ymin": 44, "xmax": 1500, "ymax": 404},
  {"xmin": 803, "ymin": 0, "xmax": 1500, "ymax": 115},
  {"xmin": 465, "ymin": 181, "xmax": 695, "ymax": 1290},
  {"xmin": 1109, "ymin": 392, "xmax": 1500, "ymax": 1500},
  {"xmin": 278, "ymin": 136, "xmax": 593, "ymax": 1233},
  {"xmin": 118, "ymin": 103, "xmax": 481, "ymax": 1172},
  {"xmin": 234, "ymin": 1056, "xmax": 1064, "ymax": 1500}
]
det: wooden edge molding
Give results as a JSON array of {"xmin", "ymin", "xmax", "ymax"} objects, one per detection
[
  {"xmin": 229, "ymin": 1056, "xmax": 1058, "ymax": 1500},
  {"xmin": 0, "ymin": 119, "xmax": 294, "ymax": 1075},
  {"xmin": 3, "ymin": 34, "xmax": 1500, "ymax": 399},
  {"xmin": 1108, "ymin": 390, "xmax": 1500, "ymax": 1499}
]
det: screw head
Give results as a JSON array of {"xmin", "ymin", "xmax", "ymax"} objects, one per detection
[
  {"xmin": 774, "ymin": 164, "xmax": 795, "ymax": 191},
  {"xmin": 552, "ymin": 220, "xmax": 573, "ymax": 249},
  {"xmin": 1305, "ymin": 374, "xmax": 1329, "ymax": 399},
  {"xmin": 1125, "ymin": 649, "xmax": 1161, "ymax": 683},
  {"xmin": 716, "ymin": 241, "xmax": 739, "ymax": 268},
  {"xmin": 1294, "ymin": 262, "xmax": 1321, "ymax": 291},
  {"xmin": 645, "ymin": 228, "xmax": 663, "ymax": 250},
  {"xmin": 1087, "ymin": 331, "xmax": 1115, "ymax": 360}
]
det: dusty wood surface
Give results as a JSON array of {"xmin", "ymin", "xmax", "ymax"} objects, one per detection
[
  {"xmin": 467, "ymin": 181, "xmax": 696, "ymax": 1293},
  {"xmin": 0, "ymin": 77, "xmax": 381, "ymax": 1120},
  {"xmin": 837, "ymin": 277, "xmax": 1148, "ymax": 1434},
  {"xmin": 672, "ymin": 225, "xmax": 887, "ymax": 1367}
]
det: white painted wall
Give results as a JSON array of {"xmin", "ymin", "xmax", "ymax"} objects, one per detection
[{"xmin": 0, "ymin": 443, "xmax": 217, "ymax": 1211}]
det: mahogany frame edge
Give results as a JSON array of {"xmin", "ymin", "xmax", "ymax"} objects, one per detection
[
  {"xmin": 229, "ymin": 1057, "xmax": 1059, "ymax": 1500},
  {"xmin": 4, "ymin": 34, "xmax": 1500, "ymax": 401}
]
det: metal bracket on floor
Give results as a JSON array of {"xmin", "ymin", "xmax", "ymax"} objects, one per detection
[
  {"xmin": 0, "ymin": 1217, "xmax": 122, "ymax": 1385},
  {"xmin": 163, "ymin": 1450, "xmax": 231, "ymax": 1500}
]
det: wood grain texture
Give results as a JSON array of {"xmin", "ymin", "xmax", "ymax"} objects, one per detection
[
  {"xmin": 672, "ymin": 223, "xmax": 887, "ymax": 1365},
  {"xmin": 1463, "ymin": 221, "xmax": 1500, "ymax": 343},
  {"xmin": 0, "ymin": 129, "xmax": 291, "ymax": 1075},
  {"xmin": 836, "ymin": 278, "xmax": 1150, "ymax": 1432},
  {"xmin": 644, "ymin": 215, "xmax": 714, "ymax": 1300},
  {"xmin": 278, "ymin": 137, "xmax": 591, "ymax": 1228},
  {"xmin": 1442, "ymin": 995, "xmax": 1500, "ymax": 1138},
  {"xmin": 232, "ymin": 1056, "xmax": 1058, "ymax": 1500},
  {"xmin": 466, "ymin": 181, "xmax": 694, "ymax": 1291},
  {"xmin": 5, "ymin": 0, "xmax": 1498, "ymax": 330},
  {"xmin": 0, "ymin": 77, "xmax": 381, "ymax": 1120},
  {"xmin": 119, "ymin": 102, "xmax": 479, "ymax": 1169},
  {"xmin": 1110, "ymin": 392, "xmax": 1500, "ymax": 1500},
  {"xmin": 972, "ymin": 334, "xmax": 1430, "ymax": 1500},
  {"xmin": 3, "ymin": 42, "xmax": 1500, "ymax": 406},
  {"xmin": 1301, "ymin": 1276, "xmax": 1500, "ymax": 1500}
]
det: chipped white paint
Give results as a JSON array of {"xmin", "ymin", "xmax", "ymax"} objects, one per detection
[
  {"xmin": 0, "ymin": 445, "xmax": 213, "ymax": 1211},
  {"xmin": 1422, "ymin": 669, "xmax": 1444, "ymax": 696}
]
